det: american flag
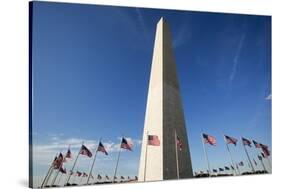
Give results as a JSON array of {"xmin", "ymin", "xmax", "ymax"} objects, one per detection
[
  {"xmin": 97, "ymin": 142, "xmax": 108, "ymax": 155},
  {"xmin": 76, "ymin": 171, "xmax": 82, "ymax": 177},
  {"xmin": 53, "ymin": 153, "xmax": 64, "ymax": 169},
  {"xmin": 202, "ymin": 133, "xmax": 216, "ymax": 145},
  {"xmin": 253, "ymin": 140, "xmax": 261, "ymax": 148},
  {"xmin": 80, "ymin": 145, "xmax": 93, "ymax": 157},
  {"xmin": 121, "ymin": 137, "xmax": 133, "ymax": 151},
  {"xmin": 59, "ymin": 167, "xmax": 66, "ymax": 174},
  {"xmin": 65, "ymin": 147, "xmax": 72, "ymax": 159},
  {"xmin": 176, "ymin": 135, "xmax": 183, "ymax": 151},
  {"xmin": 224, "ymin": 135, "xmax": 238, "ymax": 146},
  {"xmin": 238, "ymin": 161, "xmax": 244, "ymax": 166},
  {"xmin": 148, "ymin": 135, "xmax": 160, "ymax": 146},
  {"xmin": 242, "ymin": 137, "xmax": 252, "ymax": 147},
  {"xmin": 260, "ymin": 143, "xmax": 270, "ymax": 157},
  {"xmin": 70, "ymin": 170, "xmax": 73, "ymax": 175},
  {"xmin": 52, "ymin": 156, "xmax": 58, "ymax": 168}
]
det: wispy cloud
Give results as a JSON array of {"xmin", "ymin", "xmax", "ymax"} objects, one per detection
[
  {"xmin": 229, "ymin": 33, "xmax": 246, "ymax": 86},
  {"xmin": 173, "ymin": 20, "xmax": 192, "ymax": 48},
  {"xmin": 135, "ymin": 8, "xmax": 149, "ymax": 44},
  {"xmin": 265, "ymin": 94, "xmax": 271, "ymax": 100}
]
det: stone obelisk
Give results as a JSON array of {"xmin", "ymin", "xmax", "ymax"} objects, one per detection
[{"xmin": 138, "ymin": 18, "xmax": 193, "ymax": 182}]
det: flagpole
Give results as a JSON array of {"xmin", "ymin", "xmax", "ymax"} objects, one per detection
[
  {"xmin": 86, "ymin": 138, "xmax": 100, "ymax": 184},
  {"xmin": 266, "ymin": 156, "xmax": 272, "ymax": 172},
  {"xmin": 41, "ymin": 165, "xmax": 53, "ymax": 188},
  {"xmin": 65, "ymin": 142, "xmax": 83, "ymax": 186},
  {"xmin": 79, "ymin": 175, "xmax": 83, "ymax": 185},
  {"xmin": 175, "ymin": 130, "xmax": 179, "ymax": 179},
  {"xmin": 241, "ymin": 137, "xmax": 255, "ymax": 173},
  {"xmin": 113, "ymin": 137, "xmax": 123, "ymax": 183},
  {"xmin": 259, "ymin": 156, "xmax": 267, "ymax": 172},
  {"xmin": 40, "ymin": 154, "xmax": 57, "ymax": 188},
  {"xmin": 201, "ymin": 133, "xmax": 211, "ymax": 176},
  {"xmin": 236, "ymin": 163, "xmax": 241, "ymax": 175},
  {"xmin": 57, "ymin": 173, "xmax": 63, "ymax": 186},
  {"xmin": 144, "ymin": 131, "xmax": 149, "ymax": 181},
  {"xmin": 223, "ymin": 135, "xmax": 237, "ymax": 175}
]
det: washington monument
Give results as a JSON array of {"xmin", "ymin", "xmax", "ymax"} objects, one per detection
[{"xmin": 138, "ymin": 18, "xmax": 193, "ymax": 181}]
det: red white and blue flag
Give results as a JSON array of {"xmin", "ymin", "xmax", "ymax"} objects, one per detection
[
  {"xmin": 79, "ymin": 145, "xmax": 92, "ymax": 157},
  {"xmin": 65, "ymin": 147, "xmax": 72, "ymax": 159},
  {"xmin": 202, "ymin": 133, "xmax": 216, "ymax": 145},
  {"xmin": 176, "ymin": 135, "xmax": 183, "ymax": 151},
  {"xmin": 260, "ymin": 144, "xmax": 270, "ymax": 157},
  {"xmin": 224, "ymin": 135, "xmax": 238, "ymax": 146},
  {"xmin": 59, "ymin": 167, "xmax": 66, "ymax": 174},
  {"xmin": 121, "ymin": 137, "xmax": 133, "ymax": 151},
  {"xmin": 148, "ymin": 135, "xmax": 160, "ymax": 146},
  {"xmin": 238, "ymin": 161, "xmax": 244, "ymax": 166},
  {"xmin": 76, "ymin": 171, "xmax": 82, "ymax": 177},
  {"xmin": 98, "ymin": 142, "xmax": 108, "ymax": 155},
  {"xmin": 253, "ymin": 140, "xmax": 261, "ymax": 148},
  {"xmin": 242, "ymin": 137, "xmax": 252, "ymax": 147},
  {"xmin": 53, "ymin": 153, "xmax": 64, "ymax": 169}
]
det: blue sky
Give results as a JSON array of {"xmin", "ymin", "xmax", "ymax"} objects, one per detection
[{"xmin": 31, "ymin": 1, "xmax": 271, "ymax": 186}]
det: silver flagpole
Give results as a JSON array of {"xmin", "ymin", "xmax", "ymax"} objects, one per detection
[
  {"xmin": 57, "ymin": 173, "xmax": 63, "ymax": 186},
  {"xmin": 40, "ymin": 154, "xmax": 57, "ymax": 188},
  {"xmin": 223, "ymin": 135, "xmax": 237, "ymax": 175},
  {"xmin": 65, "ymin": 142, "xmax": 83, "ymax": 185},
  {"xmin": 144, "ymin": 131, "xmax": 149, "ymax": 181},
  {"xmin": 40, "ymin": 165, "xmax": 53, "ymax": 188},
  {"xmin": 79, "ymin": 175, "xmax": 83, "ymax": 185},
  {"xmin": 201, "ymin": 133, "xmax": 211, "ymax": 176},
  {"xmin": 175, "ymin": 130, "xmax": 179, "ymax": 179},
  {"xmin": 44, "ymin": 166, "xmax": 55, "ymax": 187},
  {"xmin": 236, "ymin": 163, "xmax": 241, "ymax": 175},
  {"xmin": 259, "ymin": 156, "xmax": 267, "ymax": 172},
  {"xmin": 113, "ymin": 137, "xmax": 123, "ymax": 183},
  {"xmin": 266, "ymin": 156, "xmax": 272, "ymax": 172},
  {"xmin": 86, "ymin": 138, "xmax": 100, "ymax": 184},
  {"xmin": 241, "ymin": 137, "xmax": 255, "ymax": 173}
]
